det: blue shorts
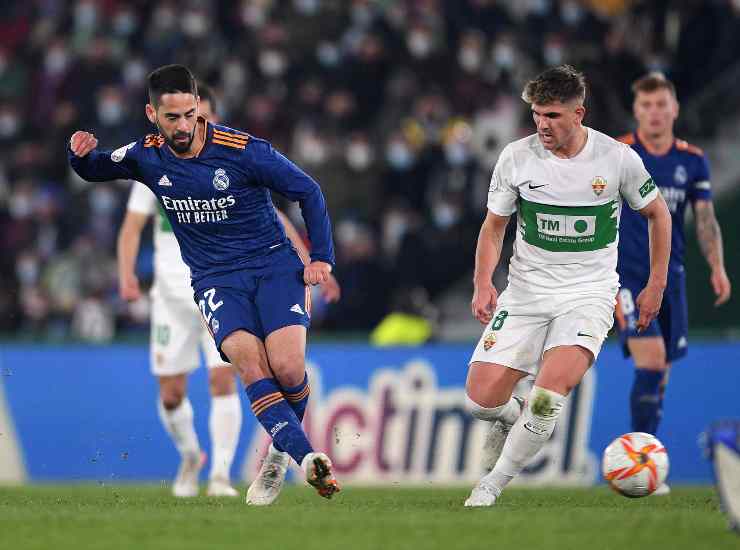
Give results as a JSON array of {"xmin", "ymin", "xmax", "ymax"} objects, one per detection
[
  {"xmin": 193, "ymin": 247, "xmax": 310, "ymax": 362},
  {"xmin": 615, "ymin": 272, "xmax": 688, "ymax": 363}
]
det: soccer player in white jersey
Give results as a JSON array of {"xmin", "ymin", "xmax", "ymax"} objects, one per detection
[
  {"xmin": 117, "ymin": 86, "xmax": 340, "ymax": 498},
  {"xmin": 463, "ymin": 65, "xmax": 672, "ymax": 506}
]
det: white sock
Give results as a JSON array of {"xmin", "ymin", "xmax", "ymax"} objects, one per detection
[
  {"xmin": 158, "ymin": 397, "xmax": 200, "ymax": 459},
  {"xmin": 208, "ymin": 393, "xmax": 242, "ymax": 481},
  {"xmin": 465, "ymin": 394, "xmax": 522, "ymax": 425},
  {"xmin": 482, "ymin": 386, "xmax": 565, "ymax": 494}
]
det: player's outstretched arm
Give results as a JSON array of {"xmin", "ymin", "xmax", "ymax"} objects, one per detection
[
  {"xmin": 116, "ymin": 210, "xmax": 149, "ymax": 302},
  {"xmin": 693, "ymin": 199, "xmax": 731, "ymax": 306},
  {"xmin": 635, "ymin": 194, "xmax": 672, "ymax": 332},
  {"xmin": 250, "ymin": 141, "xmax": 336, "ymax": 286},
  {"xmin": 68, "ymin": 131, "xmax": 138, "ymax": 182},
  {"xmin": 472, "ymin": 211, "xmax": 509, "ymax": 324},
  {"xmin": 276, "ymin": 209, "xmax": 340, "ymax": 302}
]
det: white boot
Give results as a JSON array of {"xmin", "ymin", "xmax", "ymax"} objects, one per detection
[
  {"xmin": 246, "ymin": 445, "xmax": 290, "ymax": 506},
  {"xmin": 172, "ymin": 451, "xmax": 206, "ymax": 498}
]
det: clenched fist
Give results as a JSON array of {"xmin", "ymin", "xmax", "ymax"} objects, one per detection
[
  {"xmin": 304, "ymin": 261, "xmax": 332, "ymax": 286},
  {"xmin": 70, "ymin": 131, "xmax": 99, "ymax": 157}
]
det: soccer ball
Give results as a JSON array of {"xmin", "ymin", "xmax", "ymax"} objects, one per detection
[{"xmin": 602, "ymin": 432, "xmax": 669, "ymax": 497}]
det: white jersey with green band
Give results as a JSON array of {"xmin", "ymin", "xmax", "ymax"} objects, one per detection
[
  {"xmin": 126, "ymin": 181, "xmax": 192, "ymax": 296},
  {"xmin": 487, "ymin": 127, "xmax": 659, "ymax": 296}
]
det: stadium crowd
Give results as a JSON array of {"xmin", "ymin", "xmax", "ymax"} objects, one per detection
[{"xmin": 1, "ymin": 0, "xmax": 739, "ymax": 339}]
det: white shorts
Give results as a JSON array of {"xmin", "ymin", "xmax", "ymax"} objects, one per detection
[
  {"xmin": 470, "ymin": 288, "xmax": 615, "ymax": 376},
  {"xmin": 150, "ymin": 288, "xmax": 226, "ymax": 376}
]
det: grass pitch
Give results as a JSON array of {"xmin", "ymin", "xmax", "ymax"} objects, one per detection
[{"xmin": 0, "ymin": 485, "xmax": 736, "ymax": 550}]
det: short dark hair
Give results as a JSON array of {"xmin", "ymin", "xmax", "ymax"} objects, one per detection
[
  {"xmin": 631, "ymin": 72, "xmax": 677, "ymax": 98},
  {"xmin": 197, "ymin": 82, "xmax": 217, "ymax": 112},
  {"xmin": 521, "ymin": 65, "xmax": 587, "ymax": 105},
  {"xmin": 147, "ymin": 64, "xmax": 197, "ymax": 107}
]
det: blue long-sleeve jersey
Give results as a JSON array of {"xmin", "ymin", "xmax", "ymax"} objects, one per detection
[
  {"xmin": 69, "ymin": 121, "xmax": 335, "ymax": 285},
  {"xmin": 617, "ymin": 132, "xmax": 712, "ymax": 284}
]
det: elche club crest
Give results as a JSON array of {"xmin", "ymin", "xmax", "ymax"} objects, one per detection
[
  {"xmin": 591, "ymin": 176, "xmax": 606, "ymax": 196},
  {"xmin": 213, "ymin": 168, "xmax": 230, "ymax": 191},
  {"xmin": 483, "ymin": 331, "xmax": 496, "ymax": 351}
]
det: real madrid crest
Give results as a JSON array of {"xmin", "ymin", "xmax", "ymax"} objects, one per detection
[
  {"xmin": 674, "ymin": 165, "xmax": 687, "ymax": 185},
  {"xmin": 483, "ymin": 331, "xmax": 497, "ymax": 351},
  {"xmin": 213, "ymin": 168, "xmax": 230, "ymax": 191},
  {"xmin": 591, "ymin": 176, "xmax": 606, "ymax": 196}
]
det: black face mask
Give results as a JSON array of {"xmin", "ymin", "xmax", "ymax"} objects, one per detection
[{"xmin": 156, "ymin": 117, "xmax": 195, "ymax": 154}]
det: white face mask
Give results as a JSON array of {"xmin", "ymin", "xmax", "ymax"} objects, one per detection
[
  {"xmin": 16, "ymin": 254, "xmax": 39, "ymax": 286},
  {"xmin": 432, "ymin": 203, "xmax": 460, "ymax": 229},
  {"xmin": 259, "ymin": 50, "xmax": 287, "ymax": 77},
  {"xmin": 0, "ymin": 112, "xmax": 19, "ymax": 138},
  {"xmin": 297, "ymin": 131, "xmax": 328, "ymax": 165},
  {"xmin": 45, "ymin": 48, "xmax": 69, "ymax": 75},
  {"xmin": 89, "ymin": 187, "xmax": 117, "ymax": 215},
  {"xmin": 223, "ymin": 59, "xmax": 247, "ymax": 89},
  {"xmin": 346, "ymin": 142, "xmax": 373, "ymax": 171},
  {"xmin": 444, "ymin": 142, "xmax": 469, "ymax": 166},
  {"xmin": 113, "ymin": 10, "xmax": 137, "ymax": 36},
  {"xmin": 351, "ymin": 4, "xmax": 374, "ymax": 27},
  {"xmin": 123, "ymin": 59, "xmax": 147, "ymax": 88},
  {"xmin": 182, "ymin": 11, "xmax": 208, "ymax": 38},
  {"xmin": 241, "ymin": 3, "xmax": 267, "ymax": 28},
  {"xmin": 154, "ymin": 7, "xmax": 177, "ymax": 30},
  {"xmin": 493, "ymin": 43, "xmax": 515, "ymax": 69},
  {"xmin": 98, "ymin": 99, "xmax": 124, "ymax": 126},
  {"xmin": 561, "ymin": 1, "xmax": 584, "ymax": 25},
  {"xmin": 75, "ymin": 2, "xmax": 98, "ymax": 30},
  {"xmin": 544, "ymin": 43, "xmax": 564, "ymax": 66},
  {"xmin": 10, "ymin": 192, "xmax": 32, "ymax": 219},
  {"xmin": 386, "ymin": 141, "xmax": 414, "ymax": 170},
  {"xmin": 459, "ymin": 47, "xmax": 482, "ymax": 73},
  {"xmin": 383, "ymin": 212, "xmax": 408, "ymax": 251},
  {"xmin": 294, "ymin": 0, "xmax": 320, "ymax": 16},
  {"xmin": 408, "ymin": 31, "xmax": 433, "ymax": 58},
  {"xmin": 316, "ymin": 42, "xmax": 340, "ymax": 68}
]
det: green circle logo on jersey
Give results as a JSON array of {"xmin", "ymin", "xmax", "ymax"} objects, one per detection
[{"xmin": 574, "ymin": 220, "xmax": 588, "ymax": 233}]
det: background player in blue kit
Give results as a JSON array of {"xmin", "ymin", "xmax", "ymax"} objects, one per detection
[
  {"xmin": 68, "ymin": 64, "xmax": 340, "ymax": 503},
  {"xmin": 616, "ymin": 73, "xmax": 732, "ymax": 494}
]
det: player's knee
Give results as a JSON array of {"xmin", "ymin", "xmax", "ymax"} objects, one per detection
[
  {"xmin": 464, "ymin": 393, "xmax": 508, "ymax": 421},
  {"xmin": 160, "ymin": 388, "xmax": 185, "ymax": 410},
  {"xmin": 209, "ymin": 366, "xmax": 236, "ymax": 396},
  {"xmin": 159, "ymin": 376, "xmax": 187, "ymax": 409},
  {"xmin": 523, "ymin": 386, "xmax": 566, "ymax": 438},
  {"xmin": 269, "ymin": 354, "xmax": 305, "ymax": 388}
]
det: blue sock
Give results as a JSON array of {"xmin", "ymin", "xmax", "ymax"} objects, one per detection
[
  {"xmin": 246, "ymin": 378, "xmax": 313, "ymax": 466},
  {"xmin": 284, "ymin": 373, "xmax": 310, "ymax": 422},
  {"xmin": 273, "ymin": 374, "xmax": 310, "ymax": 453},
  {"xmin": 630, "ymin": 369, "xmax": 664, "ymax": 434}
]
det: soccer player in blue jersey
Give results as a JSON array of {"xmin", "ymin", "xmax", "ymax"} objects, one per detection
[
  {"xmin": 69, "ymin": 64, "xmax": 340, "ymax": 503},
  {"xmin": 616, "ymin": 73, "xmax": 732, "ymax": 494}
]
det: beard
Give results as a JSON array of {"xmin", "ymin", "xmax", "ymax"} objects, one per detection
[{"xmin": 156, "ymin": 120, "xmax": 195, "ymax": 154}]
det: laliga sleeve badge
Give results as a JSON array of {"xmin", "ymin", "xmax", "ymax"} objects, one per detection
[
  {"xmin": 213, "ymin": 168, "xmax": 230, "ymax": 191},
  {"xmin": 211, "ymin": 317, "xmax": 220, "ymax": 334},
  {"xmin": 483, "ymin": 331, "xmax": 496, "ymax": 351},
  {"xmin": 111, "ymin": 142, "xmax": 135, "ymax": 162}
]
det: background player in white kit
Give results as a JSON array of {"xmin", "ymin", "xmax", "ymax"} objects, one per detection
[
  {"xmin": 117, "ymin": 86, "xmax": 340, "ymax": 498},
  {"xmin": 463, "ymin": 65, "xmax": 672, "ymax": 506}
]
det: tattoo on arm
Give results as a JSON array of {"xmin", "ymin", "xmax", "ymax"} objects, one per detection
[{"xmin": 695, "ymin": 201, "xmax": 725, "ymax": 270}]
